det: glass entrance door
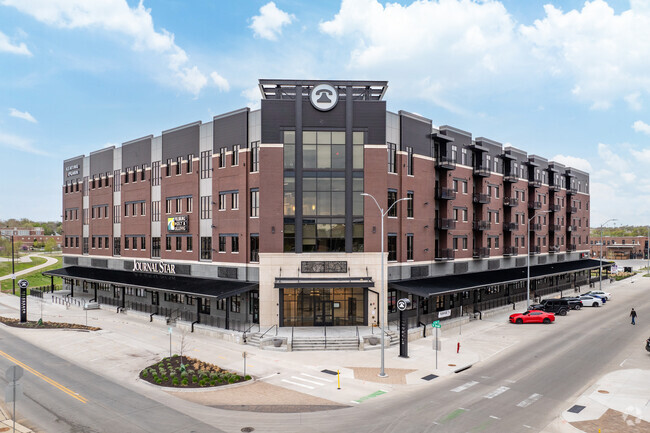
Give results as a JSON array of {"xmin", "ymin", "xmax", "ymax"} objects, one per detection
[{"xmin": 314, "ymin": 300, "xmax": 334, "ymax": 326}]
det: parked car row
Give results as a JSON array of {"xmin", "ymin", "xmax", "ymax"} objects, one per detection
[{"xmin": 510, "ymin": 290, "xmax": 612, "ymax": 325}]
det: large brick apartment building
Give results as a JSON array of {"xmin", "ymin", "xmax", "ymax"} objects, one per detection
[
  {"xmin": 590, "ymin": 236, "xmax": 648, "ymax": 260},
  {"xmin": 50, "ymin": 79, "xmax": 601, "ymax": 330}
]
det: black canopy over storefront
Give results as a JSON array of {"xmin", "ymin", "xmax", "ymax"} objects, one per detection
[
  {"xmin": 43, "ymin": 266, "xmax": 258, "ymax": 299},
  {"xmin": 390, "ymin": 259, "xmax": 612, "ymax": 298}
]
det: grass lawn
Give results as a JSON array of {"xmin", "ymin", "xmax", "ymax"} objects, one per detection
[
  {"xmin": 0, "ymin": 256, "xmax": 62, "ymax": 294},
  {"xmin": 0, "ymin": 256, "xmax": 47, "ymax": 277}
]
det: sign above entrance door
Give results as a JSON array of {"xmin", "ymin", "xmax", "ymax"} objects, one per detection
[
  {"xmin": 301, "ymin": 261, "xmax": 347, "ymax": 273},
  {"xmin": 133, "ymin": 259, "xmax": 176, "ymax": 274},
  {"xmin": 310, "ymin": 83, "xmax": 339, "ymax": 111}
]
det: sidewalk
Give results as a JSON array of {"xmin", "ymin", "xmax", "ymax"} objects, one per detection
[{"xmin": 0, "ymin": 254, "xmax": 58, "ymax": 281}]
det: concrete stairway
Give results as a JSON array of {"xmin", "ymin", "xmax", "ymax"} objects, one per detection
[
  {"xmin": 245, "ymin": 332, "xmax": 262, "ymax": 347},
  {"xmin": 291, "ymin": 336, "xmax": 360, "ymax": 351}
]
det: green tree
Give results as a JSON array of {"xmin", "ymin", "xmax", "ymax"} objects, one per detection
[{"xmin": 44, "ymin": 237, "xmax": 58, "ymax": 252}]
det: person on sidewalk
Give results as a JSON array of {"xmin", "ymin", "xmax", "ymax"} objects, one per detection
[{"xmin": 630, "ymin": 308, "xmax": 637, "ymax": 325}]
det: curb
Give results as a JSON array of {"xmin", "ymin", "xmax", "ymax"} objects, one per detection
[{"xmin": 136, "ymin": 376, "xmax": 257, "ymax": 393}]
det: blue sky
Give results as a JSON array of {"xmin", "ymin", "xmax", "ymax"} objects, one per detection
[{"xmin": 1, "ymin": 0, "xmax": 650, "ymax": 228}]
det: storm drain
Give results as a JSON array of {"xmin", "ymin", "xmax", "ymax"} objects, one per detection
[
  {"xmin": 421, "ymin": 374, "xmax": 438, "ymax": 381},
  {"xmin": 241, "ymin": 428, "xmax": 255, "ymax": 432},
  {"xmin": 568, "ymin": 405, "xmax": 586, "ymax": 414},
  {"xmin": 321, "ymin": 369, "xmax": 338, "ymax": 375}
]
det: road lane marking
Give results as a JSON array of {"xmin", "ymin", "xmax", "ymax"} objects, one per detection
[
  {"xmin": 451, "ymin": 381, "xmax": 478, "ymax": 392},
  {"xmin": 0, "ymin": 350, "xmax": 87, "ymax": 403},
  {"xmin": 483, "ymin": 386, "xmax": 510, "ymax": 399},
  {"xmin": 439, "ymin": 408, "xmax": 466, "ymax": 423},
  {"xmin": 302, "ymin": 373, "xmax": 333, "ymax": 382},
  {"xmin": 489, "ymin": 415, "xmax": 500, "ymax": 419},
  {"xmin": 354, "ymin": 390, "xmax": 387, "ymax": 404},
  {"xmin": 281, "ymin": 379, "xmax": 314, "ymax": 389},
  {"xmin": 291, "ymin": 376, "xmax": 324, "ymax": 386},
  {"xmin": 523, "ymin": 425, "xmax": 532, "ymax": 429},
  {"xmin": 517, "ymin": 393, "xmax": 542, "ymax": 407},
  {"xmin": 620, "ymin": 358, "xmax": 629, "ymax": 367}
]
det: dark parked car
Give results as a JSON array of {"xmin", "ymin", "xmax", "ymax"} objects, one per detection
[
  {"xmin": 528, "ymin": 299, "xmax": 570, "ymax": 316},
  {"xmin": 560, "ymin": 297, "xmax": 583, "ymax": 310}
]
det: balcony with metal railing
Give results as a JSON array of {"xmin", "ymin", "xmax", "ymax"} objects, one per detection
[
  {"xmin": 473, "ymin": 165, "xmax": 491, "ymax": 177},
  {"xmin": 549, "ymin": 245, "xmax": 561, "ymax": 254},
  {"xmin": 567, "ymin": 187, "xmax": 577, "ymax": 195},
  {"xmin": 529, "ymin": 245, "xmax": 541, "ymax": 255},
  {"xmin": 473, "ymin": 193, "xmax": 491, "ymax": 204},
  {"xmin": 436, "ymin": 218, "xmax": 457, "ymax": 230},
  {"xmin": 473, "ymin": 247, "xmax": 490, "ymax": 259},
  {"xmin": 568, "ymin": 206, "xmax": 578, "ymax": 214},
  {"xmin": 549, "ymin": 184, "xmax": 561, "ymax": 192},
  {"xmin": 473, "ymin": 220, "xmax": 491, "ymax": 231},
  {"xmin": 549, "ymin": 224, "xmax": 562, "ymax": 232},
  {"xmin": 503, "ymin": 222, "xmax": 519, "ymax": 231},
  {"xmin": 436, "ymin": 187, "xmax": 457, "ymax": 200},
  {"xmin": 503, "ymin": 246, "xmax": 519, "ymax": 256},
  {"xmin": 435, "ymin": 248, "xmax": 455, "ymax": 261},
  {"xmin": 504, "ymin": 196, "xmax": 519, "ymax": 207},
  {"xmin": 529, "ymin": 223, "xmax": 542, "ymax": 231},
  {"xmin": 550, "ymin": 204, "xmax": 562, "ymax": 212},
  {"xmin": 504, "ymin": 174, "xmax": 519, "ymax": 183},
  {"xmin": 567, "ymin": 225, "xmax": 577, "ymax": 232},
  {"xmin": 529, "ymin": 179, "xmax": 542, "ymax": 188},
  {"xmin": 568, "ymin": 244, "xmax": 577, "ymax": 251},
  {"xmin": 529, "ymin": 201, "xmax": 542, "ymax": 210},
  {"xmin": 436, "ymin": 156, "xmax": 457, "ymax": 170}
]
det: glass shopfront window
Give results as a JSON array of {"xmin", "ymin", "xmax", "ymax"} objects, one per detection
[{"xmin": 282, "ymin": 287, "xmax": 366, "ymax": 326}]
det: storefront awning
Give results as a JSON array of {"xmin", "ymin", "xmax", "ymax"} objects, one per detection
[
  {"xmin": 43, "ymin": 266, "xmax": 258, "ymax": 299},
  {"xmin": 389, "ymin": 259, "xmax": 611, "ymax": 298},
  {"xmin": 274, "ymin": 277, "xmax": 374, "ymax": 289}
]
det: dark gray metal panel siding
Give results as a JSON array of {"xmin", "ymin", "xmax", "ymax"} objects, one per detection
[
  {"xmin": 442, "ymin": 129, "xmax": 472, "ymax": 148},
  {"xmin": 538, "ymin": 256, "xmax": 547, "ymax": 265},
  {"xmin": 91, "ymin": 258, "xmax": 108, "ymax": 268},
  {"xmin": 261, "ymin": 99, "xmax": 295, "ymax": 144},
  {"xmin": 302, "ymin": 100, "xmax": 346, "ymax": 130},
  {"xmin": 63, "ymin": 157, "xmax": 84, "ymax": 183},
  {"xmin": 488, "ymin": 260, "xmax": 500, "ymax": 270},
  {"xmin": 516, "ymin": 257, "xmax": 527, "ymax": 267},
  {"xmin": 401, "ymin": 115, "xmax": 432, "ymax": 157},
  {"xmin": 213, "ymin": 111, "xmax": 248, "ymax": 152},
  {"xmin": 353, "ymin": 101, "xmax": 386, "ymax": 144},
  {"xmin": 162, "ymin": 124, "xmax": 200, "ymax": 161},
  {"xmin": 454, "ymin": 262, "xmax": 469, "ymax": 274},
  {"xmin": 90, "ymin": 149, "xmax": 114, "ymax": 176},
  {"xmin": 122, "ymin": 137, "xmax": 152, "ymax": 169},
  {"xmin": 63, "ymin": 256, "xmax": 78, "ymax": 265}
]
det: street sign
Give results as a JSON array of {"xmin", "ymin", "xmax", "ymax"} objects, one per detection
[
  {"xmin": 18, "ymin": 279, "xmax": 29, "ymax": 289},
  {"xmin": 5, "ymin": 365, "xmax": 23, "ymax": 382},
  {"xmin": 5, "ymin": 382, "xmax": 23, "ymax": 402},
  {"xmin": 432, "ymin": 320, "xmax": 441, "ymax": 328},
  {"xmin": 397, "ymin": 298, "xmax": 411, "ymax": 312},
  {"xmin": 438, "ymin": 309, "xmax": 451, "ymax": 318}
]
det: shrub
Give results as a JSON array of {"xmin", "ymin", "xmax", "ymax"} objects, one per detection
[
  {"xmin": 228, "ymin": 377, "xmax": 235, "ymax": 384},
  {"xmin": 188, "ymin": 369, "xmax": 195, "ymax": 375},
  {"xmin": 182, "ymin": 378, "xmax": 188, "ymax": 386},
  {"xmin": 141, "ymin": 371, "xmax": 148, "ymax": 378},
  {"xmin": 156, "ymin": 378, "xmax": 162, "ymax": 384},
  {"xmin": 192, "ymin": 375, "xmax": 198, "ymax": 383},
  {"xmin": 210, "ymin": 380, "xmax": 216, "ymax": 386},
  {"xmin": 217, "ymin": 377, "xmax": 223, "ymax": 384},
  {"xmin": 234, "ymin": 375, "xmax": 241, "ymax": 381},
  {"xmin": 210, "ymin": 373, "xmax": 219, "ymax": 379},
  {"xmin": 172, "ymin": 377, "xmax": 179, "ymax": 386},
  {"xmin": 158, "ymin": 363, "xmax": 164, "ymax": 368},
  {"xmin": 163, "ymin": 376, "xmax": 168, "ymax": 382},
  {"xmin": 180, "ymin": 371, "xmax": 188, "ymax": 378},
  {"xmin": 245, "ymin": 375, "xmax": 251, "ymax": 381},
  {"xmin": 172, "ymin": 354, "xmax": 179, "ymax": 358}
]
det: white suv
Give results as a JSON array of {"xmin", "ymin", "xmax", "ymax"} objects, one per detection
[
  {"xmin": 579, "ymin": 295, "xmax": 602, "ymax": 307},
  {"xmin": 585, "ymin": 290, "xmax": 611, "ymax": 300}
]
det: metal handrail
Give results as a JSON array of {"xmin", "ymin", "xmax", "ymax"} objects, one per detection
[
  {"xmin": 242, "ymin": 323, "xmax": 260, "ymax": 343},
  {"xmin": 324, "ymin": 325, "xmax": 327, "ymax": 350},
  {"xmin": 261, "ymin": 324, "xmax": 277, "ymax": 338},
  {"xmin": 356, "ymin": 326, "xmax": 360, "ymax": 349}
]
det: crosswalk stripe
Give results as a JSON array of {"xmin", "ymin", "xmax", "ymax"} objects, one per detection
[
  {"xmin": 517, "ymin": 393, "xmax": 542, "ymax": 407},
  {"xmin": 302, "ymin": 373, "xmax": 333, "ymax": 383},
  {"xmin": 291, "ymin": 376, "xmax": 324, "ymax": 386},
  {"xmin": 451, "ymin": 381, "xmax": 479, "ymax": 392},
  {"xmin": 484, "ymin": 386, "xmax": 510, "ymax": 399},
  {"xmin": 281, "ymin": 379, "xmax": 314, "ymax": 389}
]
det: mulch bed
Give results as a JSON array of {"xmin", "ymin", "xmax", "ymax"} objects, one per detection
[
  {"xmin": 0, "ymin": 316, "xmax": 100, "ymax": 331},
  {"xmin": 140, "ymin": 355, "xmax": 251, "ymax": 389}
]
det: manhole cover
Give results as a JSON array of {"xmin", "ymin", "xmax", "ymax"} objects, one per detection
[
  {"xmin": 448, "ymin": 364, "xmax": 456, "ymax": 367},
  {"xmin": 421, "ymin": 374, "xmax": 438, "ymax": 381},
  {"xmin": 568, "ymin": 405, "xmax": 586, "ymax": 414},
  {"xmin": 598, "ymin": 390, "xmax": 609, "ymax": 394},
  {"xmin": 241, "ymin": 428, "xmax": 255, "ymax": 433}
]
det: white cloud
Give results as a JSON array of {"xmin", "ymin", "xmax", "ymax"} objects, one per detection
[
  {"xmin": 250, "ymin": 2, "xmax": 295, "ymax": 41},
  {"xmin": 210, "ymin": 71, "xmax": 230, "ymax": 92},
  {"xmin": 597, "ymin": 142, "xmax": 629, "ymax": 172},
  {"xmin": 0, "ymin": 30, "xmax": 31, "ymax": 56},
  {"xmin": 630, "ymin": 147, "xmax": 650, "ymax": 163},
  {"xmin": 241, "ymin": 86, "xmax": 261, "ymax": 110},
  {"xmin": 551, "ymin": 154, "xmax": 593, "ymax": 173},
  {"xmin": 0, "ymin": 131, "xmax": 48, "ymax": 156},
  {"xmin": 1, "ymin": 0, "xmax": 227, "ymax": 96},
  {"xmin": 625, "ymin": 92, "xmax": 642, "ymax": 110},
  {"xmin": 9, "ymin": 108, "xmax": 37, "ymax": 123},
  {"xmin": 520, "ymin": 0, "xmax": 650, "ymax": 108},
  {"xmin": 633, "ymin": 120, "xmax": 650, "ymax": 135}
]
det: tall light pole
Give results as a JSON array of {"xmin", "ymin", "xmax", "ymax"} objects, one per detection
[
  {"xmin": 599, "ymin": 218, "xmax": 617, "ymax": 290},
  {"xmin": 361, "ymin": 192, "xmax": 411, "ymax": 378},
  {"xmin": 527, "ymin": 210, "xmax": 551, "ymax": 310},
  {"xmin": 647, "ymin": 226, "xmax": 649, "ymax": 275}
]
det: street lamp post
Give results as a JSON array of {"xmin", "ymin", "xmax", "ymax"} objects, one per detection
[
  {"xmin": 527, "ymin": 210, "xmax": 551, "ymax": 310},
  {"xmin": 599, "ymin": 218, "xmax": 617, "ymax": 290},
  {"xmin": 11, "ymin": 235, "xmax": 15, "ymax": 295},
  {"xmin": 361, "ymin": 192, "xmax": 411, "ymax": 378}
]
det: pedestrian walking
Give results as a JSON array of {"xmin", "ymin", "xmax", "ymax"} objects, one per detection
[{"xmin": 630, "ymin": 308, "xmax": 637, "ymax": 325}]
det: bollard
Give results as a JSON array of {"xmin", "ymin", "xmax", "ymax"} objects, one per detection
[
  {"xmin": 457, "ymin": 342, "xmax": 460, "ymax": 354},
  {"xmin": 337, "ymin": 370, "xmax": 340, "ymax": 390}
]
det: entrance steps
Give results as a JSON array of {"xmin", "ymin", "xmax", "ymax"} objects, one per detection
[
  {"xmin": 292, "ymin": 336, "xmax": 359, "ymax": 351},
  {"xmin": 245, "ymin": 332, "xmax": 262, "ymax": 347}
]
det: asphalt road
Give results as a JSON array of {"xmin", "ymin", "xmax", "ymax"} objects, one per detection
[
  {"xmin": 0, "ymin": 328, "xmax": 224, "ymax": 433},
  {"xmin": 1, "ymin": 277, "xmax": 648, "ymax": 433}
]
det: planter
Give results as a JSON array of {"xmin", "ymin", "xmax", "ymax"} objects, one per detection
[
  {"xmin": 368, "ymin": 336, "xmax": 379, "ymax": 346},
  {"xmin": 273, "ymin": 338, "xmax": 283, "ymax": 347}
]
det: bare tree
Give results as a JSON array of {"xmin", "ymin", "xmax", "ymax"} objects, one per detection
[{"xmin": 178, "ymin": 328, "xmax": 191, "ymax": 369}]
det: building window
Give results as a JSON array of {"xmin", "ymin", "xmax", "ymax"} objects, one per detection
[
  {"xmin": 387, "ymin": 190, "xmax": 397, "ymax": 217},
  {"xmin": 152, "ymin": 161, "xmax": 160, "ymax": 186},
  {"xmin": 231, "ymin": 192, "xmax": 239, "ymax": 210},
  {"xmin": 250, "ymin": 141, "xmax": 260, "ymax": 172},
  {"xmin": 187, "ymin": 154, "xmax": 193, "ymax": 173},
  {"xmin": 175, "ymin": 198, "xmax": 182, "ymax": 213},
  {"xmin": 186, "ymin": 197, "xmax": 193, "ymax": 213},
  {"xmin": 152, "ymin": 201, "xmax": 160, "ymax": 222},
  {"xmin": 200, "ymin": 196, "xmax": 212, "ymax": 219},
  {"xmin": 176, "ymin": 156, "xmax": 182, "ymax": 175},
  {"xmin": 200, "ymin": 150, "xmax": 212, "ymax": 179},
  {"xmin": 200, "ymin": 237, "xmax": 212, "ymax": 261},
  {"xmin": 140, "ymin": 237, "xmax": 145, "ymax": 250},
  {"xmin": 250, "ymin": 188, "xmax": 259, "ymax": 217},
  {"xmin": 113, "ymin": 169, "xmax": 121, "ymax": 191},
  {"xmin": 219, "ymin": 235, "xmax": 226, "ymax": 252},
  {"xmin": 124, "ymin": 237, "xmax": 129, "ymax": 250},
  {"xmin": 187, "ymin": 236, "xmax": 193, "ymax": 252},
  {"xmin": 219, "ymin": 193, "xmax": 227, "ymax": 211},
  {"xmin": 407, "ymin": 191, "xmax": 414, "ymax": 218},
  {"xmin": 140, "ymin": 164, "xmax": 146, "ymax": 181},
  {"xmin": 232, "ymin": 236, "xmax": 239, "ymax": 253},
  {"xmin": 250, "ymin": 234, "xmax": 259, "ymax": 262},
  {"xmin": 113, "ymin": 237, "xmax": 120, "ymax": 256},
  {"xmin": 387, "ymin": 234, "xmax": 397, "ymax": 261},
  {"xmin": 166, "ymin": 199, "xmax": 172, "ymax": 214},
  {"xmin": 406, "ymin": 146, "xmax": 413, "ymax": 175},
  {"xmin": 387, "ymin": 142, "xmax": 397, "ymax": 173},
  {"xmin": 175, "ymin": 237, "xmax": 182, "ymax": 251},
  {"xmin": 165, "ymin": 236, "xmax": 171, "ymax": 251},
  {"xmin": 219, "ymin": 147, "xmax": 227, "ymax": 168},
  {"xmin": 407, "ymin": 234, "xmax": 414, "ymax": 261},
  {"xmin": 230, "ymin": 294, "xmax": 241, "ymax": 313},
  {"xmin": 232, "ymin": 145, "xmax": 240, "ymax": 166},
  {"xmin": 152, "ymin": 237, "xmax": 160, "ymax": 258},
  {"xmin": 140, "ymin": 202, "xmax": 146, "ymax": 217}
]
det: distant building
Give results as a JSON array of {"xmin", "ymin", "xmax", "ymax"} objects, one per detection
[
  {"xmin": 590, "ymin": 236, "xmax": 647, "ymax": 260},
  {"xmin": 0, "ymin": 227, "xmax": 62, "ymax": 249}
]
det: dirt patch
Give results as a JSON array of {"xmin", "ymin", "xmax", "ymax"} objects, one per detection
[
  {"xmin": 0, "ymin": 316, "xmax": 100, "ymax": 331},
  {"xmin": 348, "ymin": 367, "xmax": 416, "ymax": 384},
  {"xmin": 140, "ymin": 355, "xmax": 251, "ymax": 388},
  {"xmin": 167, "ymin": 381, "xmax": 346, "ymax": 412},
  {"xmin": 571, "ymin": 408, "xmax": 650, "ymax": 433}
]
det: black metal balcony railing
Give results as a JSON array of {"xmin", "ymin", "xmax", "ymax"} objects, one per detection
[
  {"xmin": 529, "ymin": 201, "xmax": 542, "ymax": 210},
  {"xmin": 473, "ymin": 193, "xmax": 491, "ymax": 204},
  {"xmin": 473, "ymin": 220, "xmax": 491, "ymax": 231},
  {"xmin": 504, "ymin": 174, "xmax": 519, "ymax": 183},
  {"xmin": 503, "ymin": 222, "xmax": 519, "ymax": 231},
  {"xmin": 504, "ymin": 196, "xmax": 519, "ymax": 207},
  {"xmin": 567, "ymin": 225, "xmax": 577, "ymax": 232},
  {"xmin": 473, "ymin": 247, "xmax": 490, "ymax": 259},
  {"xmin": 436, "ymin": 218, "xmax": 457, "ymax": 230},
  {"xmin": 529, "ymin": 223, "xmax": 542, "ymax": 231},
  {"xmin": 529, "ymin": 245, "xmax": 541, "ymax": 255},
  {"xmin": 437, "ymin": 187, "xmax": 457, "ymax": 200},
  {"xmin": 549, "ymin": 184, "xmax": 561, "ymax": 192},
  {"xmin": 473, "ymin": 166, "xmax": 491, "ymax": 177},
  {"xmin": 549, "ymin": 224, "xmax": 562, "ymax": 232},
  {"xmin": 503, "ymin": 246, "xmax": 519, "ymax": 256},
  {"xmin": 435, "ymin": 248, "xmax": 455, "ymax": 261},
  {"xmin": 568, "ymin": 206, "xmax": 578, "ymax": 214},
  {"xmin": 568, "ymin": 244, "xmax": 577, "ymax": 251},
  {"xmin": 551, "ymin": 204, "xmax": 562, "ymax": 212},
  {"xmin": 529, "ymin": 179, "xmax": 542, "ymax": 188},
  {"xmin": 567, "ymin": 187, "xmax": 577, "ymax": 195},
  {"xmin": 549, "ymin": 245, "xmax": 560, "ymax": 254},
  {"xmin": 436, "ymin": 156, "xmax": 457, "ymax": 170}
]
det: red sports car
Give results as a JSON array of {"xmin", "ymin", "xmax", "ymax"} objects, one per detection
[{"xmin": 509, "ymin": 310, "xmax": 555, "ymax": 324}]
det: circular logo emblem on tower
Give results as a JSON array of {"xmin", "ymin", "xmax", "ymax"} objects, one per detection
[{"xmin": 310, "ymin": 83, "xmax": 338, "ymax": 111}]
